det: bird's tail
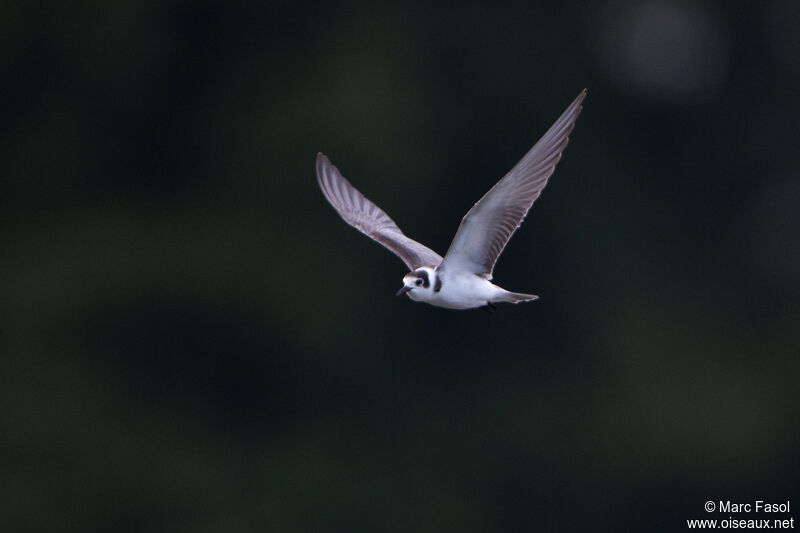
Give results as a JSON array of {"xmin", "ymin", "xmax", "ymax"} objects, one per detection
[{"xmin": 494, "ymin": 291, "xmax": 539, "ymax": 304}]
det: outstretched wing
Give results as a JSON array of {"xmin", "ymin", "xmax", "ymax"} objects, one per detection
[
  {"xmin": 438, "ymin": 89, "xmax": 586, "ymax": 278},
  {"xmin": 316, "ymin": 153, "xmax": 443, "ymax": 271}
]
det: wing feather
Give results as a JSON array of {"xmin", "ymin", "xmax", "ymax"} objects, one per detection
[
  {"xmin": 439, "ymin": 89, "xmax": 586, "ymax": 278},
  {"xmin": 316, "ymin": 153, "xmax": 443, "ymax": 271}
]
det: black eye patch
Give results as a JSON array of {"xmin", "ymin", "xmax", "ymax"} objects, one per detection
[{"xmin": 413, "ymin": 270, "xmax": 430, "ymax": 288}]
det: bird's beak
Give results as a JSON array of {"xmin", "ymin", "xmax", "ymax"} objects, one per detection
[{"xmin": 396, "ymin": 285, "xmax": 411, "ymax": 297}]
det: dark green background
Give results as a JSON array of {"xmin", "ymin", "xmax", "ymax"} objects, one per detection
[{"xmin": 3, "ymin": 1, "xmax": 799, "ymax": 531}]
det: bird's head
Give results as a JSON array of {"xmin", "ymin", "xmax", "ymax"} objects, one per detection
[{"xmin": 396, "ymin": 267, "xmax": 435, "ymax": 298}]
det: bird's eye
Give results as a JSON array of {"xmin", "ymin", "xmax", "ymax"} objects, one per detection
[{"xmin": 415, "ymin": 279, "xmax": 422, "ymax": 286}]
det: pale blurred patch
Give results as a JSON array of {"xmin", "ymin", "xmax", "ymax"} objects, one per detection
[{"xmin": 594, "ymin": 0, "xmax": 729, "ymax": 103}]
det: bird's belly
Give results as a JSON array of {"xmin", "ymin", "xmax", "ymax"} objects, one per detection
[{"xmin": 419, "ymin": 275, "xmax": 498, "ymax": 309}]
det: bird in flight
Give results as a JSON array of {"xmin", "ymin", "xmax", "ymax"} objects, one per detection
[{"xmin": 316, "ymin": 89, "xmax": 586, "ymax": 311}]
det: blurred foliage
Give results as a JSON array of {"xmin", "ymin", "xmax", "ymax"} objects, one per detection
[{"xmin": 1, "ymin": 1, "xmax": 799, "ymax": 531}]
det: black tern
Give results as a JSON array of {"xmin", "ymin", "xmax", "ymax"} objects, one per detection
[{"xmin": 317, "ymin": 89, "xmax": 586, "ymax": 310}]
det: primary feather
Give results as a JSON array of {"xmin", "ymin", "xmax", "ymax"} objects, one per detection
[
  {"xmin": 439, "ymin": 89, "xmax": 586, "ymax": 278},
  {"xmin": 316, "ymin": 154, "xmax": 444, "ymax": 271}
]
